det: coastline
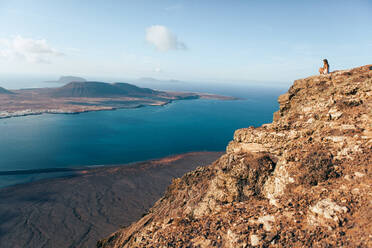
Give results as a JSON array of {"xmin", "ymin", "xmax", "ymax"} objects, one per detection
[
  {"xmin": 0, "ymin": 151, "xmax": 218, "ymax": 177},
  {"xmin": 0, "ymin": 106, "xmax": 116, "ymax": 119},
  {"xmin": 0, "ymin": 102, "xmax": 160, "ymax": 119},
  {"xmin": 0, "ymin": 94, "xmax": 237, "ymax": 120}
]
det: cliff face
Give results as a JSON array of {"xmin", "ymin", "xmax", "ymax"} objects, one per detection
[{"xmin": 98, "ymin": 65, "xmax": 372, "ymax": 247}]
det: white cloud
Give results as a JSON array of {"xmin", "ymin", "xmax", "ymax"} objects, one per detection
[
  {"xmin": 0, "ymin": 36, "xmax": 63, "ymax": 63},
  {"xmin": 146, "ymin": 25, "xmax": 186, "ymax": 52}
]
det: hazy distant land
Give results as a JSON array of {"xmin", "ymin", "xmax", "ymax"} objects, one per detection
[
  {"xmin": 44, "ymin": 75, "xmax": 87, "ymax": 84},
  {"xmin": 0, "ymin": 81, "xmax": 236, "ymax": 119}
]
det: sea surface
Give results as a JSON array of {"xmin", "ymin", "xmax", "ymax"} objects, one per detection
[{"xmin": 0, "ymin": 84, "xmax": 286, "ymax": 188}]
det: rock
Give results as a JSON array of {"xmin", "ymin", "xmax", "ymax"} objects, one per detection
[
  {"xmin": 309, "ymin": 198, "xmax": 348, "ymax": 223},
  {"xmin": 98, "ymin": 65, "xmax": 372, "ymax": 248},
  {"xmin": 250, "ymin": 234, "xmax": 260, "ymax": 246}
]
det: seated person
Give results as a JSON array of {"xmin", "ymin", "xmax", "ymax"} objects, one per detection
[{"xmin": 319, "ymin": 59, "xmax": 329, "ymax": 74}]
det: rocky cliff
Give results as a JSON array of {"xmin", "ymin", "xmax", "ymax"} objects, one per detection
[{"xmin": 98, "ymin": 65, "xmax": 372, "ymax": 247}]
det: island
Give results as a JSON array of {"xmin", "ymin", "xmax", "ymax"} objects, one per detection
[
  {"xmin": 45, "ymin": 75, "xmax": 87, "ymax": 84},
  {"xmin": 0, "ymin": 81, "xmax": 236, "ymax": 119}
]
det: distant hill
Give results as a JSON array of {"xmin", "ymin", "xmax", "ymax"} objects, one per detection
[
  {"xmin": 135, "ymin": 77, "xmax": 192, "ymax": 92},
  {"xmin": 50, "ymin": 81, "xmax": 161, "ymax": 98},
  {"xmin": 113, "ymin": 82, "xmax": 156, "ymax": 95},
  {"xmin": 137, "ymin": 77, "xmax": 182, "ymax": 84},
  {"xmin": 46, "ymin": 76, "xmax": 87, "ymax": 84},
  {"xmin": 0, "ymin": 87, "xmax": 14, "ymax": 94}
]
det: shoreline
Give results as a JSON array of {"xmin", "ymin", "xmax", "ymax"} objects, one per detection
[
  {"xmin": 0, "ymin": 95, "xmax": 238, "ymax": 120},
  {"xmin": 0, "ymin": 103, "xmax": 156, "ymax": 120},
  {"xmin": 0, "ymin": 151, "xmax": 224, "ymax": 189},
  {"xmin": 0, "ymin": 151, "xmax": 219, "ymax": 176}
]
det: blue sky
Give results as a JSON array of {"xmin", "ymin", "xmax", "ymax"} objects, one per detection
[{"xmin": 0, "ymin": 0, "xmax": 371, "ymax": 85}]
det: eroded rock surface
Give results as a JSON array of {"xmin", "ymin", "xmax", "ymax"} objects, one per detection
[{"xmin": 99, "ymin": 65, "xmax": 372, "ymax": 247}]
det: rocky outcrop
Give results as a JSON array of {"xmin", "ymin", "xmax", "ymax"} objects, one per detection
[{"xmin": 98, "ymin": 65, "xmax": 372, "ymax": 247}]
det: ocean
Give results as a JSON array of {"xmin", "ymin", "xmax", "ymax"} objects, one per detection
[{"xmin": 0, "ymin": 84, "xmax": 286, "ymax": 187}]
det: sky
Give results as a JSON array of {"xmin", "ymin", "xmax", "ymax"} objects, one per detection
[{"xmin": 0, "ymin": 0, "xmax": 371, "ymax": 87}]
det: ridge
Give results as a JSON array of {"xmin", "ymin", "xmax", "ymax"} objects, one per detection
[{"xmin": 98, "ymin": 65, "xmax": 372, "ymax": 247}]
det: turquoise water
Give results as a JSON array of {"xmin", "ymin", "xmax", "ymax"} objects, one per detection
[{"xmin": 0, "ymin": 86, "xmax": 285, "ymax": 187}]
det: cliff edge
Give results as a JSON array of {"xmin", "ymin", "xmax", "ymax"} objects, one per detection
[{"xmin": 98, "ymin": 65, "xmax": 372, "ymax": 247}]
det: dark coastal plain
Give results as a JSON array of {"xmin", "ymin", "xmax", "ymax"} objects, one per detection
[{"xmin": 0, "ymin": 151, "xmax": 223, "ymax": 247}]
